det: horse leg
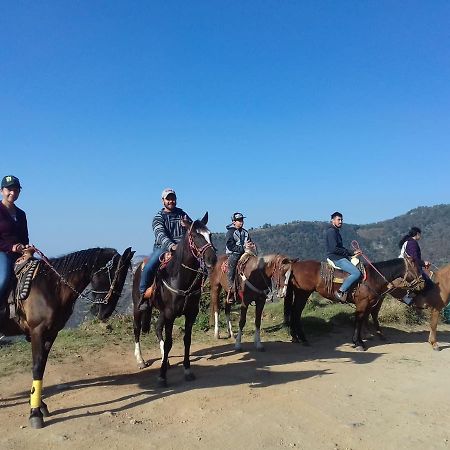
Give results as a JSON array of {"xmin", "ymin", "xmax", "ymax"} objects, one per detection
[
  {"xmin": 158, "ymin": 318, "xmax": 174, "ymax": 387},
  {"xmin": 29, "ymin": 329, "xmax": 56, "ymax": 429},
  {"xmin": 352, "ymin": 309, "xmax": 368, "ymax": 351},
  {"xmin": 183, "ymin": 311, "xmax": 197, "ymax": 381},
  {"xmin": 428, "ymin": 307, "xmax": 440, "ymax": 351},
  {"xmin": 155, "ymin": 313, "xmax": 167, "ymax": 366},
  {"xmin": 292, "ymin": 292, "xmax": 310, "ymax": 345},
  {"xmin": 235, "ymin": 302, "xmax": 248, "ymax": 352},
  {"xmin": 133, "ymin": 310, "xmax": 148, "ymax": 369},
  {"xmin": 254, "ymin": 299, "xmax": 265, "ymax": 352},
  {"xmin": 370, "ymin": 298, "xmax": 386, "ymax": 341},
  {"xmin": 225, "ymin": 300, "xmax": 234, "ymax": 339},
  {"xmin": 210, "ymin": 282, "xmax": 221, "ymax": 339}
]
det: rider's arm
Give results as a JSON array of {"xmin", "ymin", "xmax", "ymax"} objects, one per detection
[
  {"xmin": 326, "ymin": 228, "xmax": 351, "ymax": 258},
  {"xmin": 152, "ymin": 212, "xmax": 176, "ymax": 250}
]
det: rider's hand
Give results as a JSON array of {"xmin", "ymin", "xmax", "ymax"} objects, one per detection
[
  {"xmin": 12, "ymin": 243, "xmax": 24, "ymax": 253},
  {"xmin": 353, "ymin": 250, "xmax": 362, "ymax": 257},
  {"xmin": 424, "ymin": 261, "xmax": 431, "ymax": 268},
  {"xmin": 170, "ymin": 244, "xmax": 177, "ymax": 252}
]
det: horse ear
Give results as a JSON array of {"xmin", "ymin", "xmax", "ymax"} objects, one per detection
[{"xmin": 201, "ymin": 211, "xmax": 209, "ymax": 225}]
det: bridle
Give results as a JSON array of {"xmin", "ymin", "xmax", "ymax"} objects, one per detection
[
  {"xmin": 162, "ymin": 228, "xmax": 215, "ymax": 308},
  {"xmin": 35, "ymin": 247, "xmax": 122, "ymax": 305}
]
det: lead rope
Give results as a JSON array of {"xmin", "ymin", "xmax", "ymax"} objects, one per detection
[{"xmin": 351, "ymin": 241, "xmax": 393, "ymax": 288}]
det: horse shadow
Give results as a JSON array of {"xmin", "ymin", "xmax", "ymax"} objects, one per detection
[{"xmin": 2, "ymin": 331, "xmax": 383, "ymax": 427}]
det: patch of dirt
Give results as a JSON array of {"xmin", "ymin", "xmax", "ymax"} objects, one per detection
[{"xmin": 2, "ymin": 326, "xmax": 450, "ymax": 450}]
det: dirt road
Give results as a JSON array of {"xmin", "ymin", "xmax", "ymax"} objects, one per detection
[{"xmin": 2, "ymin": 326, "xmax": 450, "ymax": 450}]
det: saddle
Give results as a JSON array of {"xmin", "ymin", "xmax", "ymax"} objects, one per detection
[
  {"xmin": 141, "ymin": 252, "xmax": 173, "ymax": 301},
  {"xmin": 321, "ymin": 257, "xmax": 366, "ymax": 299},
  {"xmin": 6, "ymin": 254, "xmax": 41, "ymax": 320},
  {"xmin": 222, "ymin": 251, "xmax": 256, "ymax": 303}
]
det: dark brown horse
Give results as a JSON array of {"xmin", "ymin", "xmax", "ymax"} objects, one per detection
[
  {"xmin": 369, "ymin": 263, "xmax": 450, "ymax": 350},
  {"xmin": 209, "ymin": 253, "xmax": 292, "ymax": 351},
  {"xmin": 284, "ymin": 256, "xmax": 421, "ymax": 350},
  {"xmin": 132, "ymin": 213, "xmax": 217, "ymax": 386},
  {"xmin": 0, "ymin": 247, "xmax": 134, "ymax": 428}
]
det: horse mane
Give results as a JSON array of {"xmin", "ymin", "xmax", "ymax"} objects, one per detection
[
  {"xmin": 371, "ymin": 258, "xmax": 404, "ymax": 280},
  {"xmin": 45, "ymin": 247, "xmax": 115, "ymax": 276}
]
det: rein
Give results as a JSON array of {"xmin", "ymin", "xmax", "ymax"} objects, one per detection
[
  {"xmin": 34, "ymin": 247, "xmax": 119, "ymax": 304},
  {"xmin": 160, "ymin": 230, "xmax": 211, "ymax": 311}
]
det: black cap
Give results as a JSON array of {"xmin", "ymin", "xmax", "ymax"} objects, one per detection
[
  {"xmin": 231, "ymin": 212, "xmax": 245, "ymax": 221},
  {"xmin": 1, "ymin": 175, "xmax": 21, "ymax": 189}
]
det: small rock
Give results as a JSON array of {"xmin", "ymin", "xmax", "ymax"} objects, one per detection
[
  {"xmin": 102, "ymin": 411, "xmax": 115, "ymax": 417},
  {"xmin": 20, "ymin": 425, "xmax": 26, "ymax": 429}
]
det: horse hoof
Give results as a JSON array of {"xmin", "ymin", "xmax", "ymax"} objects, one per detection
[
  {"xmin": 29, "ymin": 415, "xmax": 45, "ymax": 429},
  {"xmin": 138, "ymin": 362, "xmax": 148, "ymax": 370},
  {"xmin": 40, "ymin": 404, "xmax": 50, "ymax": 418},
  {"xmin": 354, "ymin": 345, "xmax": 366, "ymax": 352},
  {"xmin": 291, "ymin": 336, "xmax": 300, "ymax": 344},
  {"xmin": 432, "ymin": 345, "xmax": 440, "ymax": 352},
  {"xmin": 185, "ymin": 372, "xmax": 196, "ymax": 382},
  {"xmin": 157, "ymin": 377, "xmax": 168, "ymax": 388},
  {"xmin": 235, "ymin": 346, "xmax": 243, "ymax": 353}
]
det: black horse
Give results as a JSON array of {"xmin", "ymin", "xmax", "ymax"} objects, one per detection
[
  {"xmin": 132, "ymin": 213, "xmax": 217, "ymax": 386},
  {"xmin": 0, "ymin": 247, "xmax": 134, "ymax": 428}
]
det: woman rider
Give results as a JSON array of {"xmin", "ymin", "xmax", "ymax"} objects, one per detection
[{"xmin": 0, "ymin": 175, "xmax": 31, "ymax": 325}]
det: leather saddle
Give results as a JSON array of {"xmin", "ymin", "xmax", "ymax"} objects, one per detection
[
  {"xmin": 5, "ymin": 254, "xmax": 41, "ymax": 319},
  {"xmin": 321, "ymin": 257, "xmax": 365, "ymax": 298},
  {"xmin": 141, "ymin": 252, "xmax": 173, "ymax": 301}
]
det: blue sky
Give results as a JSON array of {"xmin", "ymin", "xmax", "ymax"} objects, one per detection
[{"xmin": 2, "ymin": 1, "xmax": 449, "ymax": 256}]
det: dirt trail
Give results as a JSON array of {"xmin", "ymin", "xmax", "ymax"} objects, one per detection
[{"xmin": 2, "ymin": 326, "xmax": 450, "ymax": 450}]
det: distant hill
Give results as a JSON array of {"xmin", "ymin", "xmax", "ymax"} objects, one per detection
[
  {"xmin": 212, "ymin": 204, "xmax": 450, "ymax": 265},
  {"xmin": 68, "ymin": 204, "xmax": 449, "ymax": 328}
]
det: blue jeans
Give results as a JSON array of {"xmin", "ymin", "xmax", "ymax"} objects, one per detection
[
  {"xmin": 0, "ymin": 252, "xmax": 16, "ymax": 311},
  {"xmin": 139, "ymin": 247, "xmax": 165, "ymax": 294},
  {"xmin": 335, "ymin": 258, "xmax": 362, "ymax": 293}
]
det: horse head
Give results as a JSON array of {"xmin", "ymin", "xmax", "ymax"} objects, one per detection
[
  {"xmin": 90, "ymin": 247, "xmax": 135, "ymax": 320},
  {"xmin": 184, "ymin": 212, "xmax": 217, "ymax": 271}
]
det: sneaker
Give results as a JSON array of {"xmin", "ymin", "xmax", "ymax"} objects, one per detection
[
  {"xmin": 334, "ymin": 290, "xmax": 345, "ymax": 302},
  {"xmin": 402, "ymin": 295, "xmax": 414, "ymax": 306}
]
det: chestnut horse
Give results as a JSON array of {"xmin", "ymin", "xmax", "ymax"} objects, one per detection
[
  {"xmin": 370, "ymin": 263, "xmax": 450, "ymax": 350},
  {"xmin": 0, "ymin": 247, "xmax": 134, "ymax": 428},
  {"xmin": 284, "ymin": 256, "xmax": 421, "ymax": 350},
  {"xmin": 132, "ymin": 213, "xmax": 217, "ymax": 386},
  {"xmin": 209, "ymin": 253, "xmax": 292, "ymax": 351}
]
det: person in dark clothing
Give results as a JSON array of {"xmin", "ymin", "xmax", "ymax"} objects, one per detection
[
  {"xmin": 0, "ymin": 175, "xmax": 33, "ymax": 325},
  {"xmin": 326, "ymin": 211, "xmax": 362, "ymax": 301},
  {"xmin": 138, "ymin": 188, "xmax": 191, "ymax": 311},
  {"xmin": 225, "ymin": 212, "xmax": 255, "ymax": 303},
  {"xmin": 398, "ymin": 226, "xmax": 432, "ymax": 304}
]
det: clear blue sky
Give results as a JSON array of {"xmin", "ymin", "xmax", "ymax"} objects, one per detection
[{"xmin": 2, "ymin": 1, "xmax": 449, "ymax": 256}]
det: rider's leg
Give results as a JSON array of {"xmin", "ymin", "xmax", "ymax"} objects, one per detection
[
  {"xmin": 336, "ymin": 258, "xmax": 362, "ymax": 293},
  {"xmin": 227, "ymin": 253, "xmax": 240, "ymax": 303},
  {"xmin": 139, "ymin": 248, "xmax": 165, "ymax": 294},
  {"xmin": 0, "ymin": 252, "xmax": 14, "ymax": 323}
]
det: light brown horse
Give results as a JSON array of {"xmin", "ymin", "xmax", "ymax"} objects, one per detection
[
  {"xmin": 284, "ymin": 256, "xmax": 421, "ymax": 350},
  {"xmin": 209, "ymin": 253, "xmax": 292, "ymax": 351},
  {"xmin": 371, "ymin": 263, "xmax": 450, "ymax": 350}
]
